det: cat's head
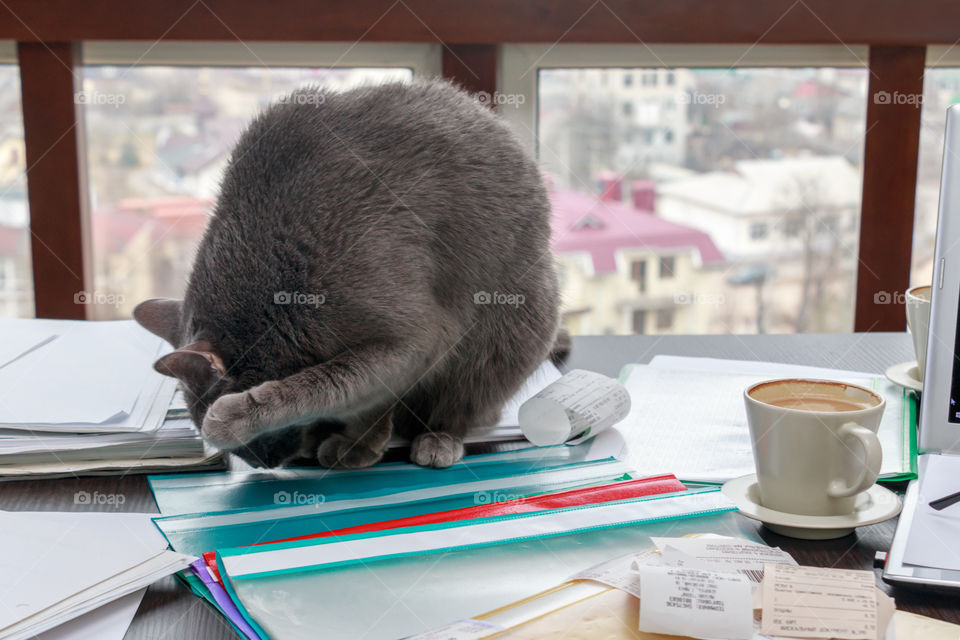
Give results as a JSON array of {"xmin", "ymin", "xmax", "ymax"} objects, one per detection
[{"xmin": 133, "ymin": 297, "xmax": 240, "ymax": 427}]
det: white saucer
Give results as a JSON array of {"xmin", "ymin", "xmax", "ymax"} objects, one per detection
[
  {"xmin": 885, "ymin": 360, "xmax": 922, "ymax": 392},
  {"xmin": 721, "ymin": 474, "xmax": 902, "ymax": 539}
]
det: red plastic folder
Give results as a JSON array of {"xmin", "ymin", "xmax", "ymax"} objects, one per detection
[{"xmin": 203, "ymin": 474, "xmax": 686, "ymax": 577}]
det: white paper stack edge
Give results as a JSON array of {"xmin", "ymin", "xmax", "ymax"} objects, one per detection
[{"xmin": 0, "ymin": 511, "xmax": 194, "ymax": 640}]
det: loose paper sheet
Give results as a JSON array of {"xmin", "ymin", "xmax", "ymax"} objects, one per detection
[
  {"xmin": 637, "ymin": 565, "xmax": 753, "ymax": 640},
  {"xmin": 33, "ymin": 588, "xmax": 146, "ymax": 640},
  {"xmin": 760, "ymin": 563, "xmax": 878, "ymax": 639},
  {"xmin": 570, "ymin": 549, "xmax": 662, "ymax": 598},
  {"xmin": 599, "ymin": 356, "xmax": 911, "ymax": 483}
]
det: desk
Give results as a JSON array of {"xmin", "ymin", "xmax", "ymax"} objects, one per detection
[{"xmin": 2, "ymin": 332, "xmax": 956, "ymax": 638}]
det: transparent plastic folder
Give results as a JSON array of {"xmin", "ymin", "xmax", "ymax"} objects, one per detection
[
  {"xmin": 154, "ymin": 458, "xmax": 635, "ymax": 556},
  {"xmin": 148, "ymin": 446, "xmax": 594, "ymax": 516},
  {"xmin": 218, "ymin": 489, "xmax": 740, "ymax": 640}
]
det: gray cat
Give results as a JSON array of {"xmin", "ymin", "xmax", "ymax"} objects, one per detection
[{"xmin": 134, "ymin": 79, "xmax": 566, "ymax": 470}]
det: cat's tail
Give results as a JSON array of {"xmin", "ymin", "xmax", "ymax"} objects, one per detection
[{"xmin": 549, "ymin": 328, "xmax": 572, "ymax": 366}]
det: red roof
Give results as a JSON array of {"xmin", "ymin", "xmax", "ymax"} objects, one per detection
[
  {"xmin": 0, "ymin": 224, "xmax": 26, "ymax": 255},
  {"xmin": 791, "ymin": 80, "xmax": 844, "ymax": 99},
  {"xmin": 89, "ymin": 192, "xmax": 723, "ymax": 277},
  {"xmin": 92, "ymin": 196, "xmax": 212, "ymax": 253},
  {"xmin": 549, "ymin": 187, "xmax": 724, "ymax": 273}
]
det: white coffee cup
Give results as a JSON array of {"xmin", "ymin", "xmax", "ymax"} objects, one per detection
[
  {"xmin": 744, "ymin": 378, "xmax": 884, "ymax": 517},
  {"xmin": 905, "ymin": 285, "xmax": 931, "ymax": 381}
]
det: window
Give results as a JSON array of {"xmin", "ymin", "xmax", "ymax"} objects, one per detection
[
  {"xmin": 656, "ymin": 308, "xmax": 674, "ymax": 330},
  {"xmin": 750, "ymin": 222, "xmax": 769, "ymax": 241},
  {"xmin": 913, "ymin": 63, "xmax": 960, "ymax": 287},
  {"xmin": 624, "ymin": 73, "xmax": 633, "ymax": 87},
  {"xmin": 622, "ymin": 101, "xmax": 633, "ymax": 117},
  {"xmin": 507, "ymin": 44, "xmax": 869, "ymax": 335},
  {"xmin": 783, "ymin": 217, "xmax": 803, "ymax": 238},
  {"xmin": 659, "ymin": 256, "xmax": 675, "ymax": 278},
  {"xmin": 630, "ymin": 259, "xmax": 647, "ymax": 292},
  {"xmin": 0, "ymin": 65, "xmax": 32, "ymax": 317},
  {"xmin": 81, "ymin": 62, "xmax": 413, "ymax": 319},
  {"xmin": 632, "ymin": 309, "xmax": 647, "ymax": 334}
]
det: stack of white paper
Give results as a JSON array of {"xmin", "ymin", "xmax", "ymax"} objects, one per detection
[
  {"xmin": 0, "ymin": 511, "xmax": 194, "ymax": 640},
  {"xmin": 0, "ymin": 319, "xmax": 223, "ymax": 478},
  {"xmin": 0, "ymin": 319, "xmax": 174, "ymax": 432},
  {"xmin": 594, "ymin": 356, "xmax": 913, "ymax": 483}
]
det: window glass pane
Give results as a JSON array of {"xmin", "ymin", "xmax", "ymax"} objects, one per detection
[
  {"xmin": 539, "ymin": 67, "xmax": 868, "ymax": 335},
  {"xmin": 0, "ymin": 65, "xmax": 32, "ymax": 317},
  {"xmin": 82, "ymin": 66, "xmax": 411, "ymax": 320},
  {"xmin": 913, "ymin": 68, "xmax": 960, "ymax": 290}
]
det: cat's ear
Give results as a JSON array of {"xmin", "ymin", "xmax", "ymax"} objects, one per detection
[
  {"xmin": 133, "ymin": 298, "xmax": 183, "ymax": 346},
  {"xmin": 154, "ymin": 342, "xmax": 227, "ymax": 390}
]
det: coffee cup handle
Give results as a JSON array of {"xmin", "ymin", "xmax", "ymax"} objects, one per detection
[{"xmin": 827, "ymin": 422, "xmax": 883, "ymax": 498}]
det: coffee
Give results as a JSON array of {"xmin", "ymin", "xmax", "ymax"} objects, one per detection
[
  {"xmin": 744, "ymin": 377, "xmax": 885, "ymax": 521},
  {"xmin": 765, "ymin": 395, "xmax": 871, "ymax": 412}
]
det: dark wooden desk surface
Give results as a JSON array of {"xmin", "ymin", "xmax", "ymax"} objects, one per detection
[{"xmin": 2, "ymin": 333, "xmax": 957, "ymax": 638}]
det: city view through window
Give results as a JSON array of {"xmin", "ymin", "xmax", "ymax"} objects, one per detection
[
  {"xmin": 539, "ymin": 67, "xmax": 869, "ymax": 335},
  {"xmin": 0, "ymin": 61, "xmax": 957, "ymax": 332}
]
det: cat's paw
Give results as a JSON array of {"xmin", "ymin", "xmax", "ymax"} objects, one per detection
[
  {"xmin": 202, "ymin": 391, "xmax": 256, "ymax": 448},
  {"xmin": 410, "ymin": 432, "xmax": 464, "ymax": 468},
  {"xmin": 317, "ymin": 433, "xmax": 385, "ymax": 469}
]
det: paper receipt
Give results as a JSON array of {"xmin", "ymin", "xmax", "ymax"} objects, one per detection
[
  {"xmin": 651, "ymin": 536, "xmax": 797, "ymax": 583},
  {"xmin": 518, "ymin": 369, "xmax": 631, "ymax": 446},
  {"xmin": 760, "ymin": 563, "xmax": 878, "ymax": 639},
  {"xmin": 638, "ymin": 566, "xmax": 753, "ymax": 640}
]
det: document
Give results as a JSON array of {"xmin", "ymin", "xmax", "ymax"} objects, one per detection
[
  {"xmin": 0, "ymin": 320, "xmax": 175, "ymax": 432},
  {"xmin": 0, "ymin": 320, "xmax": 58, "ymax": 368},
  {"xmin": 637, "ymin": 565, "xmax": 753, "ymax": 640},
  {"xmin": 0, "ymin": 511, "xmax": 193, "ymax": 640},
  {"xmin": 34, "ymin": 589, "xmax": 146, "ymax": 640},
  {"xmin": 759, "ymin": 563, "xmax": 878, "ymax": 639},
  {"xmin": 599, "ymin": 356, "xmax": 913, "ymax": 483}
]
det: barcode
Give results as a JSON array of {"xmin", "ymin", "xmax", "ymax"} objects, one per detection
[{"xmin": 739, "ymin": 569, "xmax": 765, "ymax": 583}]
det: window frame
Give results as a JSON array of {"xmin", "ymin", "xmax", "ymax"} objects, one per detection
[{"xmin": 81, "ymin": 42, "xmax": 441, "ymax": 75}]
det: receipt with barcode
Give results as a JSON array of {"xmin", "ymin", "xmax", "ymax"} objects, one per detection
[{"xmin": 651, "ymin": 536, "xmax": 797, "ymax": 587}]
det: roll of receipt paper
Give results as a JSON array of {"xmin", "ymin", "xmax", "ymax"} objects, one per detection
[{"xmin": 518, "ymin": 369, "xmax": 632, "ymax": 446}]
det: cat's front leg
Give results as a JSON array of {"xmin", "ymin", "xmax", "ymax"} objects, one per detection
[
  {"xmin": 201, "ymin": 343, "xmax": 417, "ymax": 450},
  {"xmin": 317, "ymin": 409, "xmax": 393, "ymax": 469},
  {"xmin": 410, "ymin": 432, "xmax": 464, "ymax": 468},
  {"xmin": 202, "ymin": 380, "xmax": 295, "ymax": 449}
]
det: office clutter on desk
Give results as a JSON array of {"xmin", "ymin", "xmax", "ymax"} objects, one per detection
[
  {"xmin": 598, "ymin": 356, "xmax": 916, "ymax": 484},
  {"xmin": 414, "ymin": 534, "xmax": 954, "ymax": 640},
  {"xmin": 0, "ymin": 319, "xmax": 224, "ymax": 477},
  {"xmin": 0, "ymin": 511, "xmax": 193, "ymax": 640},
  {"xmin": 146, "ymin": 447, "xmax": 741, "ymax": 639}
]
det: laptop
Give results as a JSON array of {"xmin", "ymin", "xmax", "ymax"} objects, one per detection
[{"xmin": 883, "ymin": 103, "xmax": 960, "ymax": 589}]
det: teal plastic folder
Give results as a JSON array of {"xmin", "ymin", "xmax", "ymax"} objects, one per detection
[
  {"xmin": 148, "ymin": 445, "xmax": 595, "ymax": 516},
  {"xmin": 216, "ymin": 489, "xmax": 740, "ymax": 640},
  {"xmin": 154, "ymin": 457, "xmax": 635, "ymax": 556}
]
